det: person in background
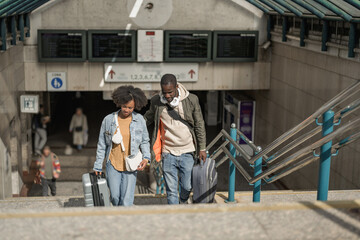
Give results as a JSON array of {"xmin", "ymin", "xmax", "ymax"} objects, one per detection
[
  {"xmin": 36, "ymin": 146, "xmax": 61, "ymax": 196},
  {"xmin": 144, "ymin": 74, "xmax": 207, "ymax": 205},
  {"xmin": 93, "ymin": 85, "xmax": 150, "ymax": 206},
  {"xmin": 32, "ymin": 105, "xmax": 50, "ymax": 156},
  {"xmin": 69, "ymin": 108, "xmax": 88, "ymax": 151}
]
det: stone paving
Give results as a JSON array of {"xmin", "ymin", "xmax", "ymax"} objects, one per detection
[{"xmin": 0, "ymin": 195, "xmax": 359, "ymax": 240}]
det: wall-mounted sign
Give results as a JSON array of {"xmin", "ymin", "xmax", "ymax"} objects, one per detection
[
  {"xmin": 165, "ymin": 31, "xmax": 212, "ymax": 62},
  {"xmin": 88, "ymin": 30, "xmax": 136, "ymax": 62},
  {"xmin": 20, "ymin": 95, "xmax": 39, "ymax": 113},
  {"xmin": 38, "ymin": 30, "xmax": 87, "ymax": 62},
  {"xmin": 47, "ymin": 72, "xmax": 67, "ymax": 91},
  {"xmin": 137, "ymin": 30, "xmax": 163, "ymax": 62},
  {"xmin": 104, "ymin": 63, "xmax": 199, "ymax": 82},
  {"xmin": 213, "ymin": 31, "xmax": 258, "ymax": 62}
]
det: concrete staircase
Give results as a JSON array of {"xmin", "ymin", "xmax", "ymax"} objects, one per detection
[{"xmin": 1, "ymin": 190, "xmax": 359, "ymax": 240}]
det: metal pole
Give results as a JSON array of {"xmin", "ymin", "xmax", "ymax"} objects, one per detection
[
  {"xmin": 317, "ymin": 110, "xmax": 334, "ymax": 201},
  {"xmin": 282, "ymin": 16, "xmax": 288, "ymax": 42},
  {"xmin": 253, "ymin": 150, "xmax": 262, "ymax": 202},
  {"xmin": 321, "ymin": 20, "xmax": 329, "ymax": 51},
  {"xmin": 227, "ymin": 123, "xmax": 237, "ymax": 203},
  {"xmin": 348, "ymin": 23, "xmax": 357, "ymax": 58},
  {"xmin": 300, "ymin": 18, "xmax": 306, "ymax": 47}
]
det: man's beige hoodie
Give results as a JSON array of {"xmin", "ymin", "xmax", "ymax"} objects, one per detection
[{"xmin": 160, "ymin": 83, "xmax": 195, "ymax": 156}]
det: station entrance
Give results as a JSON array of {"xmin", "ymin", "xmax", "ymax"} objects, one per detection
[{"xmin": 46, "ymin": 92, "xmax": 119, "ymax": 149}]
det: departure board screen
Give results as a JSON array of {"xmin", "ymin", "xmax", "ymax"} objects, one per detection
[
  {"xmin": 165, "ymin": 31, "xmax": 211, "ymax": 62},
  {"xmin": 88, "ymin": 30, "xmax": 136, "ymax": 62},
  {"xmin": 38, "ymin": 30, "xmax": 86, "ymax": 62},
  {"xmin": 213, "ymin": 31, "xmax": 258, "ymax": 62}
]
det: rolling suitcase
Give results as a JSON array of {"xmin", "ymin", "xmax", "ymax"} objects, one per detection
[
  {"xmin": 192, "ymin": 158, "xmax": 218, "ymax": 203},
  {"xmin": 82, "ymin": 172, "xmax": 111, "ymax": 207}
]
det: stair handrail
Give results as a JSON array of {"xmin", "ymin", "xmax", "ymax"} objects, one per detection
[
  {"xmin": 264, "ymin": 131, "xmax": 360, "ymax": 184},
  {"xmin": 250, "ymin": 80, "xmax": 360, "ymax": 164},
  {"xmin": 249, "ymin": 117, "xmax": 360, "ymax": 184}
]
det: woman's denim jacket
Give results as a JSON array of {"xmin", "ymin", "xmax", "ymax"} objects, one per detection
[{"xmin": 93, "ymin": 111, "xmax": 151, "ymax": 172}]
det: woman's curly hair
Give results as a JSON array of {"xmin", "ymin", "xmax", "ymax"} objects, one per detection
[{"xmin": 112, "ymin": 85, "xmax": 148, "ymax": 111}]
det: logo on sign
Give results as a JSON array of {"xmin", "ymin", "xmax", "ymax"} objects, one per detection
[{"xmin": 51, "ymin": 78, "xmax": 63, "ymax": 89}]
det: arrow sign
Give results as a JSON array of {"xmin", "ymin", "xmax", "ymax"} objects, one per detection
[
  {"xmin": 109, "ymin": 70, "xmax": 116, "ymax": 79},
  {"xmin": 188, "ymin": 69, "xmax": 195, "ymax": 79}
]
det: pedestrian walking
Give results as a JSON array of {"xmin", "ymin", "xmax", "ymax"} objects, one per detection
[
  {"xmin": 69, "ymin": 108, "xmax": 88, "ymax": 150},
  {"xmin": 93, "ymin": 85, "xmax": 150, "ymax": 206},
  {"xmin": 144, "ymin": 74, "xmax": 207, "ymax": 204},
  {"xmin": 36, "ymin": 146, "xmax": 61, "ymax": 196},
  {"xmin": 32, "ymin": 105, "xmax": 50, "ymax": 155}
]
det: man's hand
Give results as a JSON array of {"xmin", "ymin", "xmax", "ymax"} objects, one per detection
[
  {"xmin": 199, "ymin": 150, "xmax": 207, "ymax": 163},
  {"xmin": 137, "ymin": 159, "xmax": 148, "ymax": 171}
]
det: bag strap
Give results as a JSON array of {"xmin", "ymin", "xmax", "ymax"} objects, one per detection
[{"xmin": 166, "ymin": 104, "xmax": 193, "ymax": 130}]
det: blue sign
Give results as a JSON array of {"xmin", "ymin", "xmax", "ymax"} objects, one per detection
[{"xmin": 51, "ymin": 77, "xmax": 63, "ymax": 89}]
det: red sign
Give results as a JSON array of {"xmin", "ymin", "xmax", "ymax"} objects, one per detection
[{"xmin": 146, "ymin": 31, "xmax": 155, "ymax": 36}]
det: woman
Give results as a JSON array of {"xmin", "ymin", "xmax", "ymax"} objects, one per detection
[
  {"xmin": 69, "ymin": 108, "xmax": 88, "ymax": 150},
  {"xmin": 93, "ymin": 85, "xmax": 150, "ymax": 206}
]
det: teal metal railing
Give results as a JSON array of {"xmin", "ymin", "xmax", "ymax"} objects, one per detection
[{"xmin": 205, "ymin": 80, "xmax": 360, "ymax": 203}]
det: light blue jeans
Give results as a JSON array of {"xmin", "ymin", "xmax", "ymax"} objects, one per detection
[
  {"xmin": 162, "ymin": 152, "xmax": 194, "ymax": 204},
  {"xmin": 106, "ymin": 161, "xmax": 137, "ymax": 206}
]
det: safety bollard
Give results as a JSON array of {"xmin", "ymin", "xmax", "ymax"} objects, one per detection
[
  {"xmin": 253, "ymin": 148, "xmax": 262, "ymax": 202},
  {"xmin": 227, "ymin": 123, "xmax": 237, "ymax": 203},
  {"xmin": 317, "ymin": 110, "xmax": 335, "ymax": 201}
]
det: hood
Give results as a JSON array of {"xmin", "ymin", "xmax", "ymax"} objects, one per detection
[{"xmin": 177, "ymin": 83, "xmax": 189, "ymax": 101}]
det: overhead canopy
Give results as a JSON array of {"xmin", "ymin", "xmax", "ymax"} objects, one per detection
[
  {"xmin": 246, "ymin": 0, "xmax": 360, "ymax": 22},
  {"xmin": 0, "ymin": 0, "xmax": 50, "ymax": 18}
]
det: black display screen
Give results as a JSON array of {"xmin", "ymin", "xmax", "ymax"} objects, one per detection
[
  {"xmin": 40, "ymin": 32, "xmax": 84, "ymax": 59},
  {"xmin": 91, "ymin": 33, "xmax": 133, "ymax": 58},
  {"xmin": 165, "ymin": 31, "xmax": 211, "ymax": 61},
  {"xmin": 216, "ymin": 33, "xmax": 257, "ymax": 59}
]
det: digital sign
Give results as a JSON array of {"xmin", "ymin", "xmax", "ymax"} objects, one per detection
[
  {"xmin": 213, "ymin": 31, "xmax": 258, "ymax": 62},
  {"xmin": 165, "ymin": 31, "xmax": 212, "ymax": 62},
  {"xmin": 88, "ymin": 30, "xmax": 136, "ymax": 62},
  {"xmin": 38, "ymin": 30, "xmax": 87, "ymax": 62}
]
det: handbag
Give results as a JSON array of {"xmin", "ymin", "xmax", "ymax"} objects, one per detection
[
  {"xmin": 111, "ymin": 113, "xmax": 125, "ymax": 151},
  {"xmin": 125, "ymin": 151, "xmax": 143, "ymax": 172}
]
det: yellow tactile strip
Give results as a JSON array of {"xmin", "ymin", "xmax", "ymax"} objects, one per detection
[{"xmin": 0, "ymin": 199, "xmax": 359, "ymax": 219}]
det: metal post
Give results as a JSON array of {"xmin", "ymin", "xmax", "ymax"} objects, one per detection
[
  {"xmin": 253, "ymin": 154, "xmax": 262, "ymax": 203},
  {"xmin": 321, "ymin": 20, "xmax": 329, "ymax": 51},
  {"xmin": 348, "ymin": 23, "xmax": 357, "ymax": 58},
  {"xmin": 282, "ymin": 16, "xmax": 288, "ymax": 42},
  {"xmin": 300, "ymin": 18, "xmax": 306, "ymax": 47},
  {"xmin": 317, "ymin": 110, "xmax": 334, "ymax": 201},
  {"xmin": 19, "ymin": 15, "xmax": 24, "ymax": 42},
  {"xmin": 227, "ymin": 123, "xmax": 237, "ymax": 203},
  {"xmin": 11, "ymin": 16, "xmax": 16, "ymax": 46},
  {"xmin": 0, "ymin": 18, "xmax": 6, "ymax": 51},
  {"xmin": 25, "ymin": 14, "xmax": 30, "ymax": 37}
]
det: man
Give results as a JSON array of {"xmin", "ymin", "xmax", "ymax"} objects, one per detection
[
  {"xmin": 144, "ymin": 74, "xmax": 206, "ymax": 204},
  {"xmin": 32, "ymin": 105, "xmax": 50, "ymax": 155},
  {"xmin": 36, "ymin": 146, "xmax": 61, "ymax": 196}
]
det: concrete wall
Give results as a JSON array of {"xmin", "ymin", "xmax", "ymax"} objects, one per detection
[
  {"xmin": 250, "ymin": 38, "xmax": 360, "ymax": 190},
  {"xmin": 0, "ymin": 44, "xmax": 33, "ymax": 199},
  {"xmin": 23, "ymin": 0, "xmax": 270, "ymax": 92}
]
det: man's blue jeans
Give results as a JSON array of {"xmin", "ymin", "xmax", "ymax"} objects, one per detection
[
  {"xmin": 106, "ymin": 161, "xmax": 137, "ymax": 206},
  {"xmin": 162, "ymin": 152, "xmax": 194, "ymax": 204}
]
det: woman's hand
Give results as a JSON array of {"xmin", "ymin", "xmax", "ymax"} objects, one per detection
[
  {"xmin": 94, "ymin": 171, "xmax": 101, "ymax": 176},
  {"xmin": 137, "ymin": 159, "xmax": 148, "ymax": 171}
]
